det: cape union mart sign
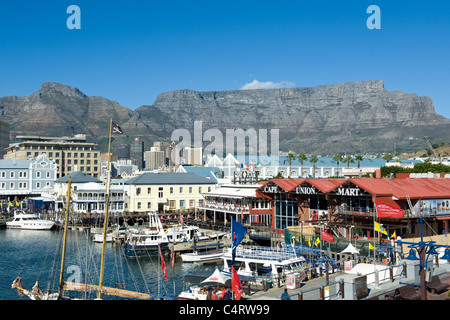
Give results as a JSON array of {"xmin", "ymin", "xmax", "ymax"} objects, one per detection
[{"xmin": 335, "ymin": 187, "xmax": 361, "ymax": 196}]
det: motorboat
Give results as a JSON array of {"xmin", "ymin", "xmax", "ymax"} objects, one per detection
[
  {"xmin": 180, "ymin": 243, "xmax": 225, "ymax": 263},
  {"xmin": 6, "ymin": 211, "xmax": 55, "ymax": 230},
  {"xmin": 221, "ymin": 245, "xmax": 307, "ymax": 287}
]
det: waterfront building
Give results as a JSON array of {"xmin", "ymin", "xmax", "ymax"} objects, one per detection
[
  {"xmin": 184, "ymin": 147, "xmax": 203, "ymax": 166},
  {"xmin": 0, "ymin": 120, "xmax": 10, "ymax": 159},
  {"xmin": 198, "ymin": 183, "xmax": 272, "ymax": 228},
  {"xmin": 255, "ymin": 177, "xmax": 450, "ymax": 240},
  {"xmin": 203, "ymin": 153, "xmax": 421, "ymax": 180},
  {"xmin": 4, "ymin": 134, "xmax": 101, "ymax": 178},
  {"xmin": 125, "ymin": 172, "xmax": 217, "ymax": 213},
  {"xmin": 0, "ymin": 154, "xmax": 57, "ymax": 209}
]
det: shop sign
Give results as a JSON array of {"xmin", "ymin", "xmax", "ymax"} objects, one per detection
[
  {"xmin": 294, "ymin": 186, "xmax": 317, "ymax": 195},
  {"xmin": 336, "ymin": 187, "xmax": 360, "ymax": 196}
]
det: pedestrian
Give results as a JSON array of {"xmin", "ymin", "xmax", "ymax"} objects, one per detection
[
  {"xmin": 223, "ymin": 288, "xmax": 232, "ymax": 300},
  {"xmin": 281, "ymin": 288, "xmax": 291, "ymax": 300},
  {"xmin": 211, "ymin": 290, "xmax": 218, "ymax": 300}
]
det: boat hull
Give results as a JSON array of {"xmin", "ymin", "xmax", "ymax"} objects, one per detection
[
  {"xmin": 123, "ymin": 242, "xmax": 169, "ymax": 257},
  {"xmin": 6, "ymin": 222, "xmax": 55, "ymax": 230}
]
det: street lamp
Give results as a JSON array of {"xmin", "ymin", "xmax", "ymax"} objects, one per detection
[{"xmin": 397, "ymin": 214, "xmax": 448, "ymax": 300}]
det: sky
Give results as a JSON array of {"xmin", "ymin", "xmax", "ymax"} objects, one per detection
[{"xmin": 0, "ymin": 1, "xmax": 449, "ymax": 118}]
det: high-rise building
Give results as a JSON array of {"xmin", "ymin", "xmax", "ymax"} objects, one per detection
[
  {"xmin": 0, "ymin": 120, "xmax": 10, "ymax": 159},
  {"xmin": 4, "ymin": 134, "xmax": 100, "ymax": 178},
  {"xmin": 185, "ymin": 147, "xmax": 203, "ymax": 166},
  {"xmin": 144, "ymin": 144, "xmax": 165, "ymax": 170},
  {"xmin": 117, "ymin": 144, "xmax": 130, "ymax": 160},
  {"xmin": 130, "ymin": 138, "xmax": 144, "ymax": 170}
]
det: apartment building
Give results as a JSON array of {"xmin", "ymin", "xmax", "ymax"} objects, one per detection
[{"xmin": 4, "ymin": 134, "xmax": 100, "ymax": 178}]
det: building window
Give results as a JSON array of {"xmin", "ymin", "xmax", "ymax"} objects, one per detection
[
  {"xmin": 169, "ymin": 200, "xmax": 176, "ymax": 208},
  {"xmin": 179, "ymin": 187, "xmax": 183, "ymax": 194},
  {"xmin": 179, "ymin": 200, "xmax": 185, "ymax": 208},
  {"xmin": 46, "ymin": 171, "xmax": 50, "ymax": 178},
  {"xmin": 0, "ymin": 172, "xmax": 5, "ymax": 178},
  {"xmin": 189, "ymin": 187, "xmax": 193, "ymax": 194},
  {"xmin": 147, "ymin": 187, "xmax": 152, "ymax": 194},
  {"xmin": 0, "ymin": 182, "xmax": 5, "ymax": 189},
  {"xmin": 208, "ymin": 187, "xmax": 212, "ymax": 192},
  {"xmin": 189, "ymin": 200, "xmax": 195, "ymax": 207},
  {"xmin": 10, "ymin": 182, "xmax": 14, "ymax": 189},
  {"xmin": 170, "ymin": 187, "xmax": 174, "ymax": 194},
  {"xmin": 147, "ymin": 202, "xmax": 152, "ymax": 209},
  {"xmin": 158, "ymin": 187, "xmax": 163, "ymax": 198},
  {"xmin": 137, "ymin": 202, "xmax": 142, "ymax": 209},
  {"xmin": 10, "ymin": 172, "xmax": 14, "ymax": 178},
  {"xmin": 136, "ymin": 187, "xmax": 141, "ymax": 196},
  {"xmin": 198, "ymin": 187, "xmax": 202, "ymax": 193},
  {"xmin": 36, "ymin": 182, "xmax": 41, "ymax": 189}
]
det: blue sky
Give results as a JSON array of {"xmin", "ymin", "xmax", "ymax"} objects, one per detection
[{"xmin": 1, "ymin": 1, "xmax": 449, "ymax": 118}]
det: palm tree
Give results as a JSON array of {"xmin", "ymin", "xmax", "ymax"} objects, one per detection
[
  {"xmin": 284, "ymin": 152, "xmax": 296, "ymax": 177},
  {"xmin": 355, "ymin": 155, "xmax": 363, "ymax": 168},
  {"xmin": 383, "ymin": 153, "xmax": 394, "ymax": 163},
  {"xmin": 343, "ymin": 155, "xmax": 354, "ymax": 168},
  {"xmin": 332, "ymin": 154, "xmax": 343, "ymax": 177},
  {"xmin": 297, "ymin": 153, "xmax": 308, "ymax": 177},
  {"xmin": 309, "ymin": 156, "xmax": 318, "ymax": 178}
]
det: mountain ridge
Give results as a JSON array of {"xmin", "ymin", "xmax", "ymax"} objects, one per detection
[{"xmin": 1, "ymin": 80, "xmax": 449, "ymax": 154}]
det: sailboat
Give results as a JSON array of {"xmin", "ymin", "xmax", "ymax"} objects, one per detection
[{"xmin": 11, "ymin": 119, "xmax": 161, "ymax": 300}]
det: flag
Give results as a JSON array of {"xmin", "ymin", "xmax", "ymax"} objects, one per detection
[
  {"xmin": 231, "ymin": 266, "xmax": 243, "ymax": 300},
  {"xmin": 308, "ymin": 238, "xmax": 312, "ymax": 247},
  {"xmin": 9, "ymin": 201, "xmax": 13, "ymax": 207},
  {"xmin": 314, "ymin": 237, "xmax": 320, "ymax": 247},
  {"xmin": 320, "ymin": 231, "xmax": 335, "ymax": 243},
  {"xmin": 170, "ymin": 246, "xmax": 175, "ymax": 270},
  {"xmin": 111, "ymin": 121, "xmax": 123, "ymax": 135},
  {"xmin": 256, "ymin": 161, "xmax": 262, "ymax": 168},
  {"xmin": 374, "ymin": 221, "xmax": 388, "ymax": 235},
  {"xmin": 230, "ymin": 218, "xmax": 247, "ymax": 266},
  {"xmin": 159, "ymin": 248, "xmax": 168, "ymax": 281},
  {"xmin": 390, "ymin": 231, "xmax": 396, "ymax": 239},
  {"xmin": 15, "ymin": 201, "xmax": 20, "ymax": 206},
  {"xmin": 369, "ymin": 243, "xmax": 375, "ymax": 250}
]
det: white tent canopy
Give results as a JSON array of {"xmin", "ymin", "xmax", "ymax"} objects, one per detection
[
  {"xmin": 201, "ymin": 269, "xmax": 231, "ymax": 285},
  {"xmin": 340, "ymin": 243, "xmax": 360, "ymax": 254}
]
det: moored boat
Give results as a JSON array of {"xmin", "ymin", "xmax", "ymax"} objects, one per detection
[
  {"xmin": 6, "ymin": 211, "xmax": 55, "ymax": 230},
  {"xmin": 180, "ymin": 243, "xmax": 225, "ymax": 263}
]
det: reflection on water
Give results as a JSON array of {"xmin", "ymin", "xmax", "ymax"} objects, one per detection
[{"xmin": 0, "ymin": 229, "xmax": 219, "ymax": 300}]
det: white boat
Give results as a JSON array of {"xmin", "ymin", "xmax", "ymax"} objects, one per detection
[
  {"xmin": 221, "ymin": 245, "xmax": 307, "ymax": 286},
  {"xmin": 92, "ymin": 232, "xmax": 113, "ymax": 243},
  {"xmin": 6, "ymin": 212, "xmax": 55, "ymax": 230},
  {"xmin": 180, "ymin": 243, "xmax": 225, "ymax": 263}
]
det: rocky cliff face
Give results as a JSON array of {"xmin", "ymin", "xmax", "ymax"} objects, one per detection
[
  {"xmin": 0, "ymin": 82, "xmax": 155, "ymax": 150},
  {"xmin": 136, "ymin": 80, "xmax": 450, "ymax": 154},
  {"xmin": 1, "ymin": 80, "xmax": 449, "ymax": 154}
]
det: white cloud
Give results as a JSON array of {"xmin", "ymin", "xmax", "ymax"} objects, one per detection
[{"xmin": 240, "ymin": 79, "xmax": 295, "ymax": 90}]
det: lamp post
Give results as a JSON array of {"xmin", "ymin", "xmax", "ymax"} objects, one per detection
[{"xmin": 397, "ymin": 214, "xmax": 449, "ymax": 300}]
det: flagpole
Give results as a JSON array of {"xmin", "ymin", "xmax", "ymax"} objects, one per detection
[{"xmin": 98, "ymin": 118, "xmax": 113, "ymax": 299}]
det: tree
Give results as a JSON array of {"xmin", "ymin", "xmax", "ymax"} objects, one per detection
[
  {"xmin": 285, "ymin": 152, "xmax": 296, "ymax": 177},
  {"xmin": 309, "ymin": 156, "xmax": 318, "ymax": 178},
  {"xmin": 343, "ymin": 156, "xmax": 354, "ymax": 168},
  {"xmin": 355, "ymin": 155, "xmax": 363, "ymax": 169},
  {"xmin": 382, "ymin": 153, "xmax": 394, "ymax": 163},
  {"xmin": 332, "ymin": 154, "xmax": 343, "ymax": 177},
  {"xmin": 297, "ymin": 153, "xmax": 308, "ymax": 177}
]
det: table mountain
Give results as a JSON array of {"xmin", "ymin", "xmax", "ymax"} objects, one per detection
[
  {"xmin": 136, "ymin": 80, "xmax": 450, "ymax": 154},
  {"xmin": 1, "ymin": 80, "xmax": 449, "ymax": 154}
]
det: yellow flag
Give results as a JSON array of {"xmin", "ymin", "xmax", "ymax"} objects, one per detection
[
  {"xmin": 374, "ymin": 221, "xmax": 388, "ymax": 235},
  {"xmin": 390, "ymin": 231, "xmax": 396, "ymax": 239},
  {"xmin": 369, "ymin": 243, "xmax": 375, "ymax": 250},
  {"xmin": 9, "ymin": 201, "xmax": 13, "ymax": 207},
  {"xmin": 15, "ymin": 201, "xmax": 20, "ymax": 206},
  {"xmin": 308, "ymin": 238, "xmax": 311, "ymax": 247},
  {"xmin": 314, "ymin": 237, "xmax": 320, "ymax": 246}
]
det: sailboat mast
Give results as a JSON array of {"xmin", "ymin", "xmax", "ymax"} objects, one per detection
[
  {"xmin": 98, "ymin": 118, "xmax": 113, "ymax": 299},
  {"xmin": 58, "ymin": 177, "xmax": 72, "ymax": 299}
]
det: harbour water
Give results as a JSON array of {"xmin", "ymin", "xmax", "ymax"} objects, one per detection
[{"xmin": 0, "ymin": 228, "xmax": 219, "ymax": 300}]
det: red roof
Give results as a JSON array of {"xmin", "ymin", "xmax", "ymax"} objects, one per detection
[
  {"xmin": 308, "ymin": 179, "xmax": 348, "ymax": 193},
  {"xmin": 255, "ymin": 177, "xmax": 450, "ymax": 200},
  {"xmin": 350, "ymin": 178, "xmax": 450, "ymax": 199}
]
